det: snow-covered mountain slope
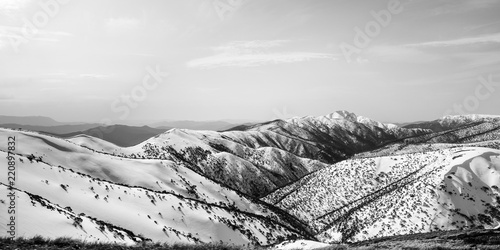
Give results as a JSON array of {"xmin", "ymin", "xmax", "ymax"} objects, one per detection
[
  {"xmin": 68, "ymin": 134, "xmax": 128, "ymax": 154},
  {"xmin": 403, "ymin": 115, "xmax": 500, "ymax": 132},
  {"xmin": 357, "ymin": 119, "xmax": 500, "ymax": 158},
  {"xmin": 0, "ymin": 128, "xmax": 312, "ymax": 245},
  {"xmin": 306, "ymin": 110, "xmax": 399, "ymax": 130},
  {"xmin": 243, "ymin": 111, "xmax": 429, "ymax": 163},
  {"xmin": 128, "ymin": 129, "xmax": 329, "ymax": 198},
  {"xmin": 264, "ymin": 146, "xmax": 500, "ymax": 243},
  {"xmin": 112, "ymin": 111, "xmax": 428, "ymax": 197}
]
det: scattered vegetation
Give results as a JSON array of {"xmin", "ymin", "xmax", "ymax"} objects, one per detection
[
  {"xmin": 3, "ymin": 229, "xmax": 500, "ymax": 249},
  {"xmin": 0, "ymin": 236, "xmax": 266, "ymax": 250},
  {"xmin": 342, "ymin": 229, "xmax": 500, "ymax": 250}
]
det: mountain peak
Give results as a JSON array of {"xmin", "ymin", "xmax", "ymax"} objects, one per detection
[
  {"xmin": 325, "ymin": 110, "xmax": 359, "ymax": 121},
  {"xmin": 314, "ymin": 111, "xmax": 400, "ymax": 130}
]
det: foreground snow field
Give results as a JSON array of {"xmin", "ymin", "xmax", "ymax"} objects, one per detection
[
  {"xmin": 266, "ymin": 146, "xmax": 500, "ymax": 243},
  {"xmin": 0, "ymin": 128, "xmax": 309, "ymax": 245}
]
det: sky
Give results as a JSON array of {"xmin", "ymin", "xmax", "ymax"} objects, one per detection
[{"xmin": 0, "ymin": 0, "xmax": 500, "ymax": 124}]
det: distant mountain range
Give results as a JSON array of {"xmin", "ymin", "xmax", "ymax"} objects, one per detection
[
  {"xmin": 0, "ymin": 116, "xmax": 244, "ymax": 146},
  {"xmin": 402, "ymin": 114, "xmax": 500, "ymax": 132},
  {"xmin": 151, "ymin": 120, "xmax": 239, "ymax": 131},
  {"xmin": 0, "ymin": 123, "xmax": 103, "ymax": 134},
  {"xmin": 0, "ymin": 115, "xmax": 70, "ymax": 126},
  {"xmin": 54, "ymin": 125, "xmax": 170, "ymax": 147}
]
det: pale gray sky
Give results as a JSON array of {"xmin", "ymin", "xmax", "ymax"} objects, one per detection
[{"xmin": 1, "ymin": 0, "xmax": 499, "ymax": 123}]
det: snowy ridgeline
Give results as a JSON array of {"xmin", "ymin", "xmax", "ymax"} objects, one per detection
[
  {"xmin": 265, "ymin": 146, "xmax": 500, "ymax": 243},
  {"xmin": 0, "ymin": 128, "xmax": 309, "ymax": 246}
]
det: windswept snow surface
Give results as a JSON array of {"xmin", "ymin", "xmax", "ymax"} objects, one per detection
[
  {"xmin": 0, "ymin": 128, "xmax": 309, "ymax": 245},
  {"xmin": 68, "ymin": 134, "xmax": 127, "ymax": 155},
  {"xmin": 265, "ymin": 146, "xmax": 500, "ymax": 243},
  {"xmin": 273, "ymin": 239, "xmax": 332, "ymax": 250}
]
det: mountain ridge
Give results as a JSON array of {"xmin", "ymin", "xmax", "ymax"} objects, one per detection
[
  {"xmin": 121, "ymin": 111, "xmax": 429, "ymax": 197},
  {"xmin": 2, "ymin": 111, "xmax": 500, "ymax": 247}
]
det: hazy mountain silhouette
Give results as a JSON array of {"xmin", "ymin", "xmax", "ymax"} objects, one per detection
[
  {"xmin": 55, "ymin": 125, "xmax": 170, "ymax": 147},
  {"xmin": 402, "ymin": 115, "xmax": 500, "ymax": 132},
  {"xmin": 151, "ymin": 120, "xmax": 237, "ymax": 131},
  {"xmin": 0, "ymin": 123, "xmax": 102, "ymax": 134},
  {"xmin": 0, "ymin": 115, "xmax": 64, "ymax": 126}
]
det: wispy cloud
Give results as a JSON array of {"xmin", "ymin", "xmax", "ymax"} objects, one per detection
[
  {"xmin": 187, "ymin": 52, "xmax": 334, "ymax": 68},
  {"xmin": 464, "ymin": 20, "xmax": 500, "ymax": 33},
  {"xmin": 187, "ymin": 40, "xmax": 335, "ymax": 69},
  {"xmin": 406, "ymin": 33, "xmax": 500, "ymax": 47}
]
